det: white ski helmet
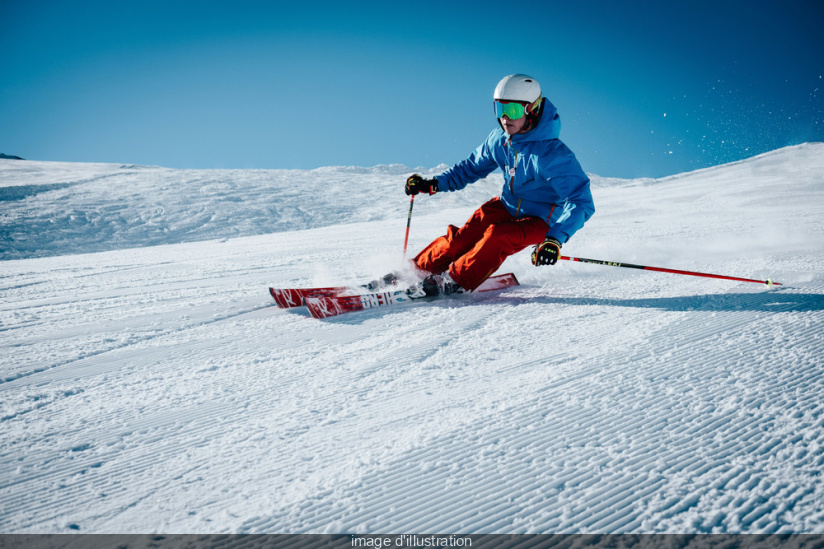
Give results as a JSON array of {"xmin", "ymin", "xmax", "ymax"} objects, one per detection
[{"xmin": 494, "ymin": 74, "xmax": 542, "ymax": 104}]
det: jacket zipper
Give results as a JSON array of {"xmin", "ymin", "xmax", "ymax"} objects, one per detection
[{"xmin": 507, "ymin": 138, "xmax": 521, "ymax": 218}]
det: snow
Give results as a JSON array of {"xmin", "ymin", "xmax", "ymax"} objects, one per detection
[{"xmin": 1, "ymin": 143, "xmax": 823, "ymax": 534}]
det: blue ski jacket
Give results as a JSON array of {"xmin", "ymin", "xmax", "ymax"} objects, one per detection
[{"xmin": 435, "ymin": 99, "xmax": 594, "ymax": 244}]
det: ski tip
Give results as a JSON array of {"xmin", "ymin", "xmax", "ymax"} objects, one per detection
[
  {"xmin": 269, "ymin": 288, "xmax": 309, "ymax": 309},
  {"xmin": 304, "ymin": 297, "xmax": 321, "ymax": 319},
  {"xmin": 268, "ymin": 287, "xmax": 282, "ymax": 307},
  {"xmin": 766, "ymin": 278, "xmax": 782, "ymax": 287},
  {"xmin": 269, "ymin": 287, "xmax": 289, "ymax": 308}
]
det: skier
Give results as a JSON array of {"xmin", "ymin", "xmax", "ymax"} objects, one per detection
[{"xmin": 405, "ymin": 74, "xmax": 595, "ymax": 296}]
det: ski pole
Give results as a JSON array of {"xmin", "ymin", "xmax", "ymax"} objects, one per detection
[
  {"xmin": 402, "ymin": 195, "xmax": 415, "ymax": 260},
  {"xmin": 560, "ymin": 255, "xmax": 781, "ymax": 286}
]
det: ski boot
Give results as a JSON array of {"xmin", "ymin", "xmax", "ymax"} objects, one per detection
[
  {"xmin": 364, "ymin": 272, "xmax": 401, "ymax": 291},
  {"xmin": 406, "ymin": 273, "xmax": 465, "ymax": 298}
]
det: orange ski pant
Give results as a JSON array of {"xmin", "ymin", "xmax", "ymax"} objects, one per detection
[{"xmin": 414, "ymin": 197, "xmax": 550, "ymax": 291}]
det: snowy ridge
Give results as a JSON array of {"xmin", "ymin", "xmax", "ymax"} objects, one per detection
[
  {"xmin": 0, "ymin": 161, "xmax": 475, "ymax": 260},
  {"xmin": 1, "ymin": 144, "xmax": 823, "ymax": 533}
]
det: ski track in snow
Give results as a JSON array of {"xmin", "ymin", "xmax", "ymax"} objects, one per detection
[{"xmin": 1, "ymin": 144, "xmax": 823, "ymax": 534}]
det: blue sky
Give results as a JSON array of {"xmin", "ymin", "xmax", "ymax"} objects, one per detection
[{"xmin": 2, "ymin": 0, "xmax": 822, "ymax": 178}]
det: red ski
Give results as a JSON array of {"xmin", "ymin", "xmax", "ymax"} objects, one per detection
[
  {"xmin": 304, "ymin": 273, "xmax": 519, "ymax": 319},
  {"xmin": 269, "ymin": 274, "xmax": 404, "ymax": 308},
  {"xmin": 269, "ymin": 285, "xmax": 353, "ymax": 309}
]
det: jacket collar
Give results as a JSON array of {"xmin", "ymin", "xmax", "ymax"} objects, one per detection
[{"xmin": 506, "ymin": 98, "xmax": 561, "ymax": 144}]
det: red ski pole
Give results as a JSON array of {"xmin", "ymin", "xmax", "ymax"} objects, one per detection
[
  {"xmin": 402, "ymin": 195, "xmax": 414, "ymax": 260},
  {"xmin": 560, "ymin": 255, "xmax": 781, "ymax": 286}
]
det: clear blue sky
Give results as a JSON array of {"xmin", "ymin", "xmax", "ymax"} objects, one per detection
[{"xmin": 2, "ymin": 0, "xmax": 822, "ymax": 178}]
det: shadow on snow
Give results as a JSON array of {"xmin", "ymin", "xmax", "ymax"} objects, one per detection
[
  {"xmin": 507, "ymin": 289, "xmax": 824, "ymax": 314},
  {"xmin": 305, "ymin": 287, "xmax": 824, "ymax": 323}
]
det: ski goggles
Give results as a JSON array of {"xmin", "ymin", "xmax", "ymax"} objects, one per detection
[{"xmin": 494, "ymin": 100, "xmax": 529, "ymax": 120}]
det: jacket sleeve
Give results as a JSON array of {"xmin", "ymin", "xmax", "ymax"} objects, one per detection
[
  {"xmin": 435, "ymin": 134, "xmax": 499, "ymax": 192},
  {"xmin": 546, "ymin": 177, "xmax": 595, "ymax": 244}
]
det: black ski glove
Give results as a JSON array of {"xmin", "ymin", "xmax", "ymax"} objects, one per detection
[
  {"xmin": 531, "ymin": 238, "xmax": 562, "ymax": 266},
  {"xmin": 405, "ymin": 174, "xmax": 438, "ymax": 196}
]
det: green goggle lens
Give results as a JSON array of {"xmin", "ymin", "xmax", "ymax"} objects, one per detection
[{"xmin": 494, "ymin": 101, "xmax": 527, "ymax": 120}]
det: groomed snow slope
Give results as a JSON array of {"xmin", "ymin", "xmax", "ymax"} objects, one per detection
[{"xmin": 1, "ymin": 144, "xmax": 823, "ymax": 534}]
